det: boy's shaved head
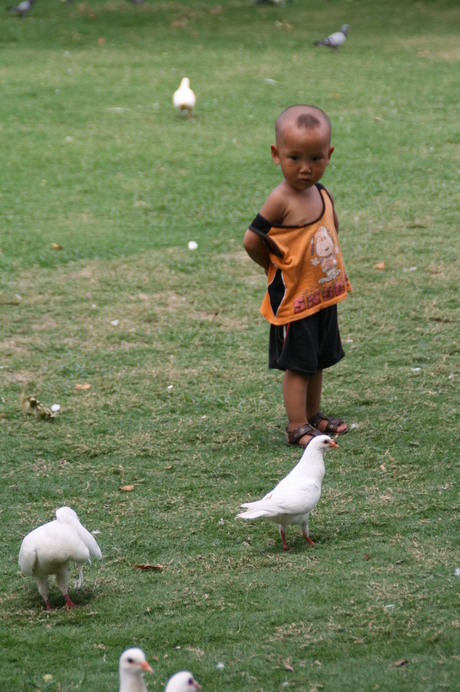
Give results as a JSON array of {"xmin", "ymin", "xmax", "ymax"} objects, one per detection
[{"xmin": 275, "ymin": 104, "xmax": 331, "ymax": 143}]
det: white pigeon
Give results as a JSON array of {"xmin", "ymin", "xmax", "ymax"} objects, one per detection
[
  {"xmin": 18, "ymin": 506, "xmax": 102, "ymax": 609},
  {"xmin": 164, "ymin": 671, "xmax": 201, "ymax": 692},
  {"xmin": 237, "ymin": 435, "xmax": 338, "ymax": 550},
  {"xmin": 173, "ymin": 78, "xmax": 196, "ymax": 117},
  {"xmin": 315, "ymin": 24, "xmax": 350, "ymax": 50},
  {"xmin": 119, "ymin": 648, "xmax": 153, "ymax": 692}
]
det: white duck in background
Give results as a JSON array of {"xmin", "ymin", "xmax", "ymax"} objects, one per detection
[
  {"xmin": 237, "ymin": 435, "xmax": 337, "ymax": 550},
  {"xmin": 165, "ymin": 671, "xmax": 201, "ymax": 692},
  {"xmin": 18, "ymin": 506, "xmax": 102, "ymax": 609},
  {"xmin": 315, "ymin": 24, "xmax": 350, "ymax": 50},
  {"xmin": 173, "ymin": 78, "xmax": 196, "ymax": 117},
  {"xmin": 119, "ymin": 648, "xmax": 153, "ymax": 692}
]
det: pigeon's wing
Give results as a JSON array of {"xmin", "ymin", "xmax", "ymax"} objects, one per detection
[
  {"xmin": 56, "ymin": 507, "xmax": 102, "ymax": 559},
  {"xmin": 239, "ymin": 480, "xmax": 321, "ymax": 518},
  {"xmin": 271, "ymin": 479, "xmax": 322, "ymax": 514}
]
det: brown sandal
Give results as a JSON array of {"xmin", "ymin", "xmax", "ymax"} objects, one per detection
[
  {"xmin": 308, "ymin": 412, "xmax": 349, "ymax": 435},
  {"xmin": 286, "ymin": 423, "xmax": 323, "ymax": 447}
]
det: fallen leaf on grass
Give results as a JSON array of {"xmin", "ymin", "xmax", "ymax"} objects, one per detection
[
  {"xmin": 373, "ymin": 261, "xmax": 385, "ymax": 270},
  {"xmin": 51, "ymin": 242, "xmax": 63, "ymax": 250},
  {"xmin": 119, "ymin": 485, "xmax": 135, "ymax": 492},
  {"xmin": 134, "ymin": 563, "xmax": 164, "ymax": 572},
  {"xmin": 283, "ymin": 661, "xmax": 294, "ymax": 672},
  {"xmin": 22, "ymin": 395, "xmax": 57, "ymax": 419},
  {"xmin": 392, "ymin": 659, "xmax": 408, "ymax": 668},
  {"xmin": 75, "ymin": 383, "xmax": 91, "ymax": 390}
]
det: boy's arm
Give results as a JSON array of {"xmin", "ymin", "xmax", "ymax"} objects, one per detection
[
  {"xmin": 243, "ymin": 186, "xmax": 286, "ymax": 274},
  {"xmin": 243, "ymin": 228, "xmax": 270, "ymax": 274}
]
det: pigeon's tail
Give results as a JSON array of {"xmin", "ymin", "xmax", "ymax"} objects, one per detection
[
  {"xmin": 18, "ymin": 540, "xmax": 37, "ymax": 576},
  {"xmin": 237, "ymin": 503, "xmax": 276, "ymax": 520},
  {"xmin": 237, "ymin": 509, "xmax": 265, "ymax": 520}
]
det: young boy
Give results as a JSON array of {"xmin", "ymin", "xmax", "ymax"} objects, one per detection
[{"xmin": 243, "ymin": 104, "xmax": 352, "ymax": 447}]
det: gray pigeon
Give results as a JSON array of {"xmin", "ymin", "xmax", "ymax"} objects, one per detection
[
  {"xmin": 7, "ymin": 0, "xmax": 34, "ymax": 17},
  {"xmin": 315, "ymin": 24, "xmax": 350, "ymax": 50}
]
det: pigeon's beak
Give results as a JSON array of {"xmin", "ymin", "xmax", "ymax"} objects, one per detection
[
  {"xmin": 193, "ymin": 683, "xmax": 202, "ymax": 691},
  {"xmin": 329, "ymin": 439, "xmax": 339, "ymax": 448},
  {"xmin": 141, "ymin": 661, "xmax": 154, "ymax": 673}
]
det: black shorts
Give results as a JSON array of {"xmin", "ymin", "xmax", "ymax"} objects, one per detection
[{"xmin": 268, "ymin": 305, "xmax": 344, "ymax": 376}]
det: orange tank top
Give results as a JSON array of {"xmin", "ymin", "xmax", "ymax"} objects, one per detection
[{"xmin": 249, "ymin": 185, "xmax": 352, "ymax": 325}]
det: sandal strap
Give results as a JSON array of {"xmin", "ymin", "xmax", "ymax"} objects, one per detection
[
  {"xmin": 309, "ymin": 412, "xmax": 347, "ymax": 434},
  {"xmin": 286, "ymin": 423, "xmax": 322, "ymax": 446},
  {"xmin": 308, "ymin": 412, "xmax": 328, "ymax": 428}
]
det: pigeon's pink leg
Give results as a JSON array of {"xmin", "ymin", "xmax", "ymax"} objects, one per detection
[
  {"xmin": 279, "ymin": 527, "xmax": 290, "ymax": 551},
  {"xmin": 45, "ymin": 599, "xmax": 52, "ymax": 610},
  {"xmin": 302, "ymin": 529, "xmax": 315, "ymax": 546},
  {"xmin": 64, "ymin": 594, "xmax": 78, "ymax": 608}
]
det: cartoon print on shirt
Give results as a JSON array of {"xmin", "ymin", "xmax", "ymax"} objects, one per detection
[{"xmin": 310, "ymin": 226, "xmax": 342, "ymax": 284}]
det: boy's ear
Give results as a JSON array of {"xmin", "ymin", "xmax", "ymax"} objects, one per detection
[
  {"xmin": 271, "ymin": 144, "xmax": 280, "ymax": 165},
  {"xmin": 327, "ymin": 146, "xmax": 334, "ymax": 162}
]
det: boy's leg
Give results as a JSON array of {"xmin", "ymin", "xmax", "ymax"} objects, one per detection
[
  {"xmin": 306, "ymin": 370, "xmax": 323, "ymax": 420},
  {"xmin": 283, "ymin": 369, "xmax": 315, "ymax": 446},
  {"xmin": 307, "ymin": 369, "xmax": 348, "ymax": 434}
]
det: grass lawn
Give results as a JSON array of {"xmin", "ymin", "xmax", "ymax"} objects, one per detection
[{"xmin": 1, "ymin": 0, "xmax": 459, "ymax": 689}]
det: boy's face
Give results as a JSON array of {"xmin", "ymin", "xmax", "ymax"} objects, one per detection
[{"xmin": 271, "ymin": 123, "xmax": 334, "ymax": 192}]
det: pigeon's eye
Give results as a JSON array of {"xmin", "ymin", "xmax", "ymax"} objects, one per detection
[
  {"xmin": 127, "ymin": 658, "xmax": 134, "ymax": 664},
  {"xmin": 188, "ymin": 679, "xmax": 193, "ymax": 686}
]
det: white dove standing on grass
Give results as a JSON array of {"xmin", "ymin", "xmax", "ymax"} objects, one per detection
[
  {"xmin": 164, "ymin": 671, "xmax": 201, "ymax": 692},
  {"xmin": 237, "ymin": 435, "xmax": 337, "ymax": 550},
  {"xmin": 119, "ymin": 648, "xmax": 153, "ymax": 692},
  {"xmin": 173, "ymin": 78, "xmax": 196, "ymax": 117},
  {"xmin": 315, "ymin": 24, "xmax": 350, "ymax": 50},
  {"xmin": 18, "ymin": 506, "xmax": 102, "ymax": 609}
]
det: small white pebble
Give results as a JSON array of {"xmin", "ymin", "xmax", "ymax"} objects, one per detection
[
  {"xmin": 188, "ymin": 240, "xmax": 198, "ymax": 250},
  {"xmin": 454, "ymin": 567, "xmax": 460, "ymax": 577},
  {"xmin": 51, "ymin": 404, "xmax": 61, "ymax": 413},
  {"xmin": 216, "ymin": 662, "xmax": 225, "ymax": 670},
  {"xmin": 167, "ymin": 385, "xmax": 174, "ymax": 390},
  {"xmin": 385, "ymin": 604, "xmax": 395, "ymax": 609},
  {"xmin": 411, "ymin": 367, "xmax": 421, "ymax": 373},
  {"xmin": 349, "ymin": 423, "xmax": 359, "ymax": 430},
  {"xmin": 111, "ymin": 319, "xmax": 119, "ymax": 326}
]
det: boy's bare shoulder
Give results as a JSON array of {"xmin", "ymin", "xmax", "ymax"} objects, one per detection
[{"xmin": 259, "ymin": 183, "xmax": 288, "ymax": 225}]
